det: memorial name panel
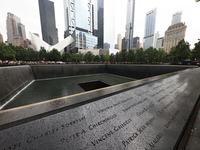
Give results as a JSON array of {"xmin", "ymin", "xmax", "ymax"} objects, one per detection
[{"xmin": 0, "ymin": 74, "xmax": 198, "ymax": 150}]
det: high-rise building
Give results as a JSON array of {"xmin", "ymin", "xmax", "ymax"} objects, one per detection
[
  {"xmin": 6, "ymin": 13, "xmax": 26, "ymax": 46},
  {"xmin": 156, "ymin": 37, "xmax": 164, "ymax": 50},
  {"xmin": 38, "ymin": 0, "xmax": 58, "ymax": 45},
  {"xmin": 97, "ymin": 0, "xmax": 104, "ymax": 49},
  {"xmin": 122, "ymin": 37, "xmax": 127, "ymax": 50},
  {"xmin": 0, "ymin": 33, "xmax": 3, "ymax": 43},
  {"xmin": 163, "ymin": 22, "xmax": 187, "ymax": 53},
  {"xmin": 171, "ymin": 11, "xmax": 182, "ymax": 25},
  {"xmin": 104, "ymin": 43, "xmax": 110, "ymax": 49},
  {"xmin": 132, "ymin": 37, "xmax": 140, "ymax": 50},
  {"xmin": 143, "ymin": 8, "xmax": 157, "ymax": 50},
  {"xmin": 64, "ymin": 0, "xmax": 98, "ymax": 54},
  {"xmin": 125, "ymin": 0, "xmax": 135, "ymax": 51},
  {"xmin": 117, "ymin": 34, "xmax": 122, "ymax": 51}
]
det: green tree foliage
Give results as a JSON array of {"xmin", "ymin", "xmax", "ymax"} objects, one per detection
[
  {"xmin": 0, "ymin": 43, "xmax": 16, "ymax": 60},
  {"xmin": 48, "ymin": 49, "xmax": 61, "ymax": 61},
  {"xmin": 84, "ymin": 51, "xmax": 94, "ymax": 62},
  {"xmin": 39, "ymin": 47, "xmax": 48, "ymax": 61},
  {"xmin": 94, "ymin": 55, "xmax": 100, "ymax": 62},
  {"xmin": 72, "ymin": 52, "xmax": 83, "ymax": 62},
  {"xmin": 62, "ymin": 52, "xmax": 72, "ymax": 62},
  {"xmin": 120, "ymin": 49, "xmax": 127, "ymax": 62},
  {"xmin": 169, "ymin": 39, "xmax": 190, "ymax": 64},
  {"xmin": 115, "ymin": 52, "xmax": 120, "ymax": 63},
  {"xmin": 100, "ymin": 54, "xmax": 105, "ymax": 62},
  {"xmin": 191, "ymin": 39, "xmax": 200, "ymax": 61},
  {"xmin": 109, "ymin": 53, "xmax": 115, "ymax": 63},
  {"xmin": 104, "ymin": 53, "xmax": 110, "ymax": 62},
  {"xmin": 135, "ymin": 48, "xmax": 145, "ymax": 63},
  {"xmin": 127, "ymin": 50, "xmax": 135, "ymax": 62},
  {"xmin": 144, "ymin": 47, "xmax": 158, "ymax": 63},
  {"xmin": 157, "ymin": 48, "xmax": 168, "ymax": 63}
]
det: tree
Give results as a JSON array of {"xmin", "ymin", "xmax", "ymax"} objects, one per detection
[
  {"xmin": 14, "ymin": 46, "xmax": 29, "ymax": 61},
  {"xmin": 39, "ymin": 47, "xmax": 48, "ymax": 61},
  {"xmin": 127, "ymin": 50, "xmax": 135, "ymax": 62},
  {"xmin": 135, "ymin": 48, "xmax": 145, "ymax": 63},
  {"xmin": 191, "ymin": 39, "xmax": 200, "ymax": 61},
  {"xmin": 104, "ymin": 53, "xmax": 110, "ymax": 62},
  {"xmin": 120, "ymin": 49, "xmax": 127, "ymax": 62},
  {"xmin": 27, "ymin": 48, "xmax": 39, "ymax": 61},
  {"xmin": 100, "ymin": 54, "xmax": 105, "ymax": 62},
  {"xmin": 48, "ymin": 49, "xmax": 61, "ymax": 61},
  {"xmin": 115, "ymin": 52, "xmax": 120, "ymax": 63},
  {"xmin": 72, "ymin": 52, "xmax": 83, "ymax": 62},
  {"xmin": 62, "ymin": 52, "xmax": 72, "ymax": 62},
  {"xmin": 0, "ymin": 43, "xmax": 16, "ymax": 60},
  {"xmin": 169, "ymin": 39, "xmax": 190, "ymax": 64},
  {"xmin": 157, "ymin": 48, "xmax": 167, "ymax": 63},
  {"xmin": 144, "ymin": 47, "xmax": 157, "ymax": 63},
  {"xmin": 94, "ymin": 55, "xmax": 100, "ymax": 62},
  {"xmin": 84, "ymin": 51, "xmax": 94, "ymax": 62},
  {"xmin": 109, "ymin": 53, "xmax": 115, "ymax": 63}
]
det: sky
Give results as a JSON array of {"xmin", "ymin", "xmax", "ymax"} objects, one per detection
[{"xmin": 0, "ymin": 0, "xmax": 200, "ymax": 49}]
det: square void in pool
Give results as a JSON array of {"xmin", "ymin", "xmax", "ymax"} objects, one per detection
[{"xmin": 78, "ymin": 80, "xmax": 110, "ymax": 91}]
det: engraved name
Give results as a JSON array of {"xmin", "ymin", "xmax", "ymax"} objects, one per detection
[
  {"xmin": 136, "ymin": 103, "xmax": 154, "ymax": 116},
  {"xmin": 164, "ymin": 110, "xmax": 180, "ymax": 128},
  {"xmin": 123, "ymin": 98, "xmax": 148, "ymax": 112},
  {"xmin": 145, "ymin": 133, "xmax": 163, "ymax": 150},
  {"xmin": 26, "ymin": 128, "xmax": 59, "ymax": 144},
  {"xmin": 60, "ymin": 129, "xmax": 86, "ymax": 144},
  {"xmin": 88, "ymin": 114, "xmax": 117, "ymax": 130},
  {"xmin": 61, "ymin": 116, "xmax": 86, "ymax": 129},
  {"xmin": 122, "ymin": 132, "xmax": 139, "ymax": 147}
]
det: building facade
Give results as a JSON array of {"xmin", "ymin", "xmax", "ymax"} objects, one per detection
[
  {"xmin": 171, "ymin": 11, "xmax": 182, "ymax": 25},
  {"xmin": 38, "ymin": 0, "xmax": 58, "ymax": 45},
  {"xmin": 132, "ymin": 37, "xmax": 140, "ymax": 50},
  {"xmin": 143, "ymin": 8, "xmax": 157, "ymax": 50},
  {"xmin": 0, "ymin": 33, "xmax": 3, "ymax": 43},
  {"xmin": 163, "ymin": 22, "xmax": 187, "ymax": 53},
  {"xmin": 104, "ymin": 43, "xmax": 110, "ymax": 49},
  {"xmin": 117, "ymin": 34, "xmax": 122, "ymax": 51},
  {"xmin": 97, "ymin": 0, "xmax": 104, "ymax": 49},
  {"xmin": 64, "ymin": 0, "xmax": 97, "ymax": 54},
  {"xmin": 6, "ymin": 12, "xmax": 26, "ymax": 46},
  {"xmin": 156, "ymin": 37, "xmax": 164, "ymax": 50},
  {"xmin": 125, "ymin": 0, "xmax": 135, "ymax": 51}
]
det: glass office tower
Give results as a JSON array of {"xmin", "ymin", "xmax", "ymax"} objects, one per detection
[
  {"xmin": 143, "ymin": 8, "xmax": 157, "ymax": 50},
  {"xmin": 171, "ymin": 11, "xmax": 182, "ymax": 25},
  {"xmin": 64, "ymin": 0, "xmax": 97, "ymax": 53},
  {"xmin": 38, "ymin": 0, "xmax": 58, "ymax": 45},
  {"xmin": 125, "ymin": 0, "xmax": 135, "ymax": 51},
  {"xmin": 97, "ymin": 0, "xmax": 104, "ymax": 49}
]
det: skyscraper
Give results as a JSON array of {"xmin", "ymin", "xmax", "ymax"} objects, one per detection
[
  {"xmin": 143, "ymin": 8, "xmax": 157, "ymax": 50},
  {"xmin": 97, "ymin": 0, "xmax": 104, "ymax": 49},
  {"xmin": 171, "ymin": 11, "xmax": 182, "ymax": 25},
  {"xmin": 117, "ymin": 34, "xmax": 122, "ymax": 51},
  {"xmin": 0, "ymin": 33, "xmax": 4, "ymax": 43},
  {"xmin": 38, "ymin": 0, "xmax": 58, "ymax": 45},
  {"xmin": 163, "ymin": 22, "xmax": 187, "ymax": 53},
  {"xmin": 6, "ymin": 12, "xmax": 26, "ymax": 46},
  {"xmin": 64, "ymin": 0, "xmax": 97, "ymax": 53},
  {"xmin": 125, "ymin": 0, "xmax": 135, "ymax": 51}
]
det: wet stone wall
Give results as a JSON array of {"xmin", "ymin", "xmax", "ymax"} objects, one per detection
[
  {"xmin": 0, "ymin": 68, "xmax": 200, "ymax": 149},
  {"xmin": 0, "ymin": 66, "xmax": 34, "ymax": 106}
]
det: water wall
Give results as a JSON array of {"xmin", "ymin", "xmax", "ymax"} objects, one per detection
[
  {"xmin": 105, "ymin": 64, "xmax": 194, "ymax": 79},
  {"xmin": 0, "ymin": 66, "xmax": 34, "ymax": 106},
  {"xmin": 31, "ymin": 64, "xmax": 106, "ymax": 79}
]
